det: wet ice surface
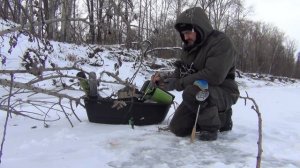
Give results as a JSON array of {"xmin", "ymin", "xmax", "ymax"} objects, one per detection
[{"xmin": 2, "ymin": 81, "xmax": 300, "ymax": 168}]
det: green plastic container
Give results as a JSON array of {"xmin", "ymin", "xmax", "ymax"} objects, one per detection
[
  {"xmin": 150, "ymin": 87, "xmax": 174, "ymax": 104},
  {"xmin": 143, "ymin": 81, "xmax": 174, "ymax": 104}
]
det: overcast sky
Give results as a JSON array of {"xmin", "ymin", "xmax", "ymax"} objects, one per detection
[{"xmin": 245, "ymin": 0, "xmax": 300, "ymax": 56}]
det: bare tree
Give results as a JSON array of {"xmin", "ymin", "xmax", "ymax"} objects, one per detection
[
  {"xmin": 42, "ymin": 0, "xmax": 60, "ymax": 40},
  {"xmin": 61, "ymin": 0, "xmax": 73, "ymax": 42},
  {"xmin": 87, "ymin": 0, "xmax": 95, "ymax": 43},
  {"xmin": 96, "ymin": 0, "xmax": 105, "ymax": 44},
  {"xmin": 294, "ymin": 52, "xmax": 300, "ymax": 78}
]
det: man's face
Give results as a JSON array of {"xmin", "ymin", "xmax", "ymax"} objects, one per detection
[{"xmin": 182, "ymin": 30, "xmax": 197, "ymax": 46}]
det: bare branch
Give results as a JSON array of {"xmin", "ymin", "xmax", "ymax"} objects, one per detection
[
  {"xmin": 0, "ymin": 66, "xmax": 83, "ymax": 74},
  {"xmin": 0, "ymin": 73, "xmax": 14, "ymax": 164},
  {"xmin": 239, "ymin": 92, "xmax": 263, "ymax": 168},
  {"xmin": 0, "ymin": 17, "xmax": 89, "ymax": 36},
  {"xmin": 146, "ymin": 47, "xmax": 182, "ymax": 55},
  {"xmin": 100, "ymin": 71, "xmax": 131, "ymax": 87},
  {"xmin": 129, "ymin": 40, "xmax": 152, "ymax": 84},
  {"xmin": 0, "ymin": 105, "xmax": 60, "ymax": 122},
  {"xmin": 59, "ymin": 98, "xmax": 74, "ymax": 127},
  {"xmin": 70, "ymin": 100, "xmax": 81, "ymax": 122},
  {"xmin": 0, "ymin": 78, "xmax": 82, "ymax": 104}
]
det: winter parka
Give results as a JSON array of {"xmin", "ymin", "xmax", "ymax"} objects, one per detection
[{"xmin": 173, "ymin": 7, "xmax": 239, "ymax": 102}]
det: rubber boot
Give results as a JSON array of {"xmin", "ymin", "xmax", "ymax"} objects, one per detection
[
  {"xmin": 219, "ymin": 108, "xmax": 233, "ymax": 132},
  {"xmin": 199, "ymin": 130, "xmax": 218, "ymax": 141}
]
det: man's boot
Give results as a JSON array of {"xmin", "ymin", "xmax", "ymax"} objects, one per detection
[
  {"xmin": 197, "ymin": 106, "xmax": 220, "ymax": 141},
  {"xmin": 199, "ymin": 130, "xmax": 218, "ymax": 141},
  {"xmin": 219, "ymin": 108, "xmax": 233, "ymax": 132}
]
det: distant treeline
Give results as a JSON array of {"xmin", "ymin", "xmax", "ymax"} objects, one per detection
[{"xmin": 1, "ymin": 0, "xmax": 299, "ymax": 78}]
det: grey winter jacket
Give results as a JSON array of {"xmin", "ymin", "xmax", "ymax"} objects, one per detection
[{"xmin": 173, "ymin": 7, "xmax": 239, "ymax": 100}]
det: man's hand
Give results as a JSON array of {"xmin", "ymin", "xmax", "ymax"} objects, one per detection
[
  {"xmin": 151, "ymin": 72, "xmax": 162, "ymax": 86},
  {"xmin": 163, "ymin": 78, "xmax": 178, "ymax": 91}
]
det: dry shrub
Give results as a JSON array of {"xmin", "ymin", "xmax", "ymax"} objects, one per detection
[{"xmin": 66, "ymin": 54, "xmax": 78, "ymax": 62}]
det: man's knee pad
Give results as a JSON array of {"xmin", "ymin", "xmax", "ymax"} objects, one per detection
[
  {"xmin": 182, "ymin": 85, "xmax": 209, "ymax": 113},
  {"xmin": 182, "ymin": 85, "xmax": 200, "ymax": 103}
]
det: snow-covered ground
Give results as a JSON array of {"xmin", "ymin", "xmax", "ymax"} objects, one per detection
[{"xmin": 1, "ymin": 19, "xmax": 300, "ymax": 168}]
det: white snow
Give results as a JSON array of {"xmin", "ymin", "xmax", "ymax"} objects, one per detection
[{"xmin": 1, "ymin": 19, "xmax": 300, "ymax": 168}]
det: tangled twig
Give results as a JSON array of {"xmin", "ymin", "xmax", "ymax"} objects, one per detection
[{"xmin": 129, "ymin": 40, "xmax": 152, "ymax": 84}]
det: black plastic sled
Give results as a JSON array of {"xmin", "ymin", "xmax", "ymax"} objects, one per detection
[{"xmin": 84, "ymin": 97, "xmax": 172, "ymax": 126}]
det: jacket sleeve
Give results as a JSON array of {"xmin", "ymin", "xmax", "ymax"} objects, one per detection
[
  {"xmin": 177, "ymin": 36, "xmax": 235, "ymax": 90},
  {"xmin": 162, "ymin": 60, "xmax": 182, "ymax": 79}
]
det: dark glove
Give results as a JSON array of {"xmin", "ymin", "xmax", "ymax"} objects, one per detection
[{"xmin": 163, "ymin": 78, "xmax": 178, "ymax": 91}]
